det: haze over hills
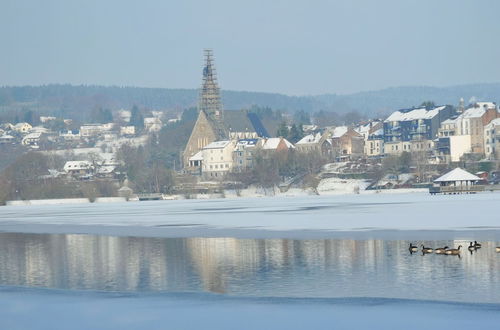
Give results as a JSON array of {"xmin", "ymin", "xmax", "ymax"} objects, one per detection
[{"xmin": 1, "ymin": 83, "xmax": 499, "ymax": 120}]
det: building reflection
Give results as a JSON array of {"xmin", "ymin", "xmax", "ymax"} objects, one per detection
[{"xmin": 0, "ymin": 233, "xmax": 499, "ymax": 302}]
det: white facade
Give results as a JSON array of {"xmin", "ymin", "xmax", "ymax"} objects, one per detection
[
  {"xmin": 484, "ymin": 118, "xmax": 500, "ymax": 159},
  {"xmin": 201, "ymin": 140, "xmax": 236, "ymax": 179},
  {"xmin": 13, "ymin": 122, "xmax": 32, "ymax": 133}
]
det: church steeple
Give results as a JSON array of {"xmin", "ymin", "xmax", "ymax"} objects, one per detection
[{"xmin": 199, "ymin": 49, "xmax": 223, "ymax": 121}]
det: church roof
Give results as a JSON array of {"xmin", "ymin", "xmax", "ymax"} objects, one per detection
[{"xmin": 223, "ymin": 110, "xmax": 269, "ymax": 137}]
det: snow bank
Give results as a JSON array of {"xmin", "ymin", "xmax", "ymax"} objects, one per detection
[
  {"xmin": 6, "ymin": 198, "xmax": 90, "ymax": 206},
  {"xmin": 1, "ymin": 193, "xmax": 500, "ymax": 236}
]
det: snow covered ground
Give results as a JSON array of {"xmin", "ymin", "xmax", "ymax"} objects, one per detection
[
  {"xmin": 1, "ymin": 192, "xmax": 500, "ymax": 239},
  {"xmin": 1, "ymin": 288, "xmax": 499, "ymax": 330}
]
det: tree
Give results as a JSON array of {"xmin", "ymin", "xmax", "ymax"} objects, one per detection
[
  {"xmin": 420, "ymin": 101, "xmax": 436, "ymax": 109},
  {"xmin": 130, "ymin": 105, "xmax": 144, "ymax": 131},
  {"xmin": 288, "ymin": 124, "xmax": 304, "ymax": 143},
  {"xmin": 276, "ymin": 121, "xmax": 289, "ymax": 138}
]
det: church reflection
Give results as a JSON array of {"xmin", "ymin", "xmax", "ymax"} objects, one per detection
[{"xmin": 0, "ymin": 233, "xmax": 499, "ymax": 303}]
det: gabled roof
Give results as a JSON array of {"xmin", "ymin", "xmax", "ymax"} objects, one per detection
[
  {"xmin": 262, "ymin": 137, "xmax": 295, "ymax": 150},
  {"xmin": 434, "ymin": 168, "xmax": 480, "ymax": 182},
  {"xmin": 385, "ymin": 106, "xmax": 446, "ymax": 122},
  {"xmin": 189, "ymin": 151, "xmax": 203, "ymax": 161},
  {"xmin": 331, "ymin": 126, "xmax": 348, "ymax": 138},
  {"xmin": 296, "ymin": 132, "xmax": 322, "ymax": 145},
  {"xmin": 224, "ymin": 111, "xmax": 269, "ymax": 137}
]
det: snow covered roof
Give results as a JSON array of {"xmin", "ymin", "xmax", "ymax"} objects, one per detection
[
  {"xmin": 0, "ymin": 134, "xmax": 14, "ymax": 140},
  {"xmin": 434, "ymin": 168, "xmax": 480, "ymax": 182},
  {"xmin": 189, "ymin": 151, "xmax": 203, "ymax": 161},
  {"xmin": 331, "ymin": 126, "xmax": 348, "ymax": 138},
  {"xmin": 63, "ymin": 161, "xmax": 93, "ymax": 172},
  {"xmin": 296, "ymin": 133, "xmax": 322, "ymax": 145},
  {"xmin": 369, "ymin": 128, "xmax": 384, "ymax": 137},
  {"xmin": 22, "ymin": 132, "xmax": 42, "ymax": 140},
  {"xmin": 203, "ymin": 140, "xmax": 231, "ymax": 149},
  {"xmin": 236, "ymin": 139, "xmax": 258, "ymax": 147},
  {"xmin": 385, "ymin": 106, "xmax": 446, "ymax": 122},
  {"xmin": 262, "ymin": 137, "xmax": 295, "ymax": 150}
]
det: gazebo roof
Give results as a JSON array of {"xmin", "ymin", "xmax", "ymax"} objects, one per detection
[{"xmin": 434, "ymin": 168, "xmax": 480, "ymax": 183}]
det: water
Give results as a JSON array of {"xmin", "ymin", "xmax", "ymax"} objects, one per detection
[{"xmin": 0, "ymin": 232, "xmax": 499, "ymax": 303}]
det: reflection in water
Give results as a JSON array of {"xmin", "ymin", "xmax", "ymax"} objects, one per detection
[{"xmin": 0, "ymin": 233, "xmax": 499, "ymax": 303}]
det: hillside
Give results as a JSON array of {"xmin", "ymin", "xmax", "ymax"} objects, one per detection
[{"xmin": 1, "ymin": 83, "xmax": 500, "ymax": 120}]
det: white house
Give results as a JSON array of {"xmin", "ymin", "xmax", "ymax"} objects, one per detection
[
  {"xmin": 63, "ymin": 161, "xmax": 94, "ymax": 178},
  {"xmin": 201, "ymin": 140, "xmax": 236, "ymax": 180},
  {"xmin": 484, "ymin": 118, "xmax": 500, "ymax": 160},
  {"xmin": 21, "ymin": 132, "xmax": 42, "ymax": 148},
  {"xmin": 13, "ymin": 122, "xmax": 32, "ymax": 134},
  {"xmin": 144, "ymin": 117, "xmax": 162, "ymax": 132}
]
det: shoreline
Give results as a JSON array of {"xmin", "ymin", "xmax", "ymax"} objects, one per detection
[{"xmin": 1, "ymin": 192, "xmax": 500, "ymax": 240}]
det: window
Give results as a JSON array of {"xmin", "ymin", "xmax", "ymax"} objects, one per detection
[{"xmin": 225, "ymin": 164, "xmax": 229, "ymax": 168}]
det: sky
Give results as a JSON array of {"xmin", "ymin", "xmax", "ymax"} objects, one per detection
[{"xmin": 1, "ymin": 0, "xmax": 499, "ymax": 95}]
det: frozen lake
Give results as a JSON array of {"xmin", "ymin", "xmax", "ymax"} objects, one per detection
[
  {"xmin": 1, "ymin": 193, "xmax": 500, "ymax": 329},
  {"xmin": 1, "ymin": 233, "xmax": 499, "ymax": 303}
]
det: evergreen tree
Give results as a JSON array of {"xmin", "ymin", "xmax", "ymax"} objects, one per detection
[
  {"xmin": 276, "ymin": 121, "xmax": 289, "ymax": 138},
  {"xmin": 130, "ymin": 105, "xmax": 144, "ymax": 130},
  {"xmin": 288, "ymin": 124, "xmax": 304, "ymax": 143}
]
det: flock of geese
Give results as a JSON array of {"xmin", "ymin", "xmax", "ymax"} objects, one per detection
[{"xmin": 409, "ymin": 241, "xmax": 500, "ymax": 256}]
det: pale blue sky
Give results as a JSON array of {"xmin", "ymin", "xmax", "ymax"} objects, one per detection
[{"xmin": 1, "ymin": 0, "xmax": 499, "ymax": 95}]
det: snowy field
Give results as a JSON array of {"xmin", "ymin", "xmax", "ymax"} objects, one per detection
[
  {"xmin": 1, "ymin": 289, "xmax": 500, "ymax": 330},
  {"xmin": 1, "ymin": 192, "xmax": 500, "ymax": 239}
]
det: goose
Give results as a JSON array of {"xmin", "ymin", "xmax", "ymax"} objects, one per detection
[
  {"xmin": 474, "ymin": 241, "xmax": 482, "ymax": 249},
  {"xmin": 445, "ymin": 245, "xmax": 462, "ymax": 255},
  {"xmin": 468, "ymin": 242, "xmax": 475, "ymax": 251},
  {"xmin": 409, "ymin": 243, "xmax": 418, "ymax": 253},
  {"xmin": 435, "ymin": 246, "xmax": 449, "ymax": 254},
  {"xmin": 421, "ymin": 245, "xmax": 433, "ymax": 253}
]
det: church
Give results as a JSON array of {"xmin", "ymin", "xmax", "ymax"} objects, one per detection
[{"xmin": 182, "ymin": 50, "xmax": 269, "ymax": 170}]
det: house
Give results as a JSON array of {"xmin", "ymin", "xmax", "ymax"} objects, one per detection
[
  {"xmin": 21, "ymin": 132, "xmax": 42, "ymax": 148},
  {"xmin": 355, "ymin": 121, "xmax": 383, "ymax": 141},
  {"xmin": 295, "ymin": 132, "xmax": 332, "ymax": 158},
  {"xmin": 144, "ymin": 117, "xmax": 163, "ymax": 132},
  {"xmin": 80, "ymin": 124, "xmax": 106, "ymax": 138},
  {"xmin": 364, "ymin": 128, "xmax": 384, "ymax": 157},
  {"xmin": 13, "ymin": 122, "xmax": 32, "ymax": 134},
  {"xmin": 201, "ymin": 140, "xmax": 236, "ymax": 180},
  {"xmin": 330, "ymin": 126, "xmax": 364, "ymax": 159},
  {"xmin": 430, "ymin": 168, "xmax": 482, "ymax": 194},
  {"xmin": 383, "ymin": 105, "xmax": 453, "ymax": 155},
  {"xmin": 233, "ymin": 138, "xmax": 259, "ymax": 171},
  {"xmin": 40, "ymin": 116, "xmax": 56, "ymax": 123},
  {"xmin": 120, "ymin": 126, "xmax": 136, "ymax": 136},
  {"xmin": 454, "ymin": 102, "xmax": 498, "ymax": 154},
  {"xmin": 63, "ymin": 161, "xmax": 94, "ymax": 178},
  {"xmin": 484, "ymin": 118, "xmax": 500, "ymax": 160},
  {"xmin": 260, "ymin": 137, "xmax": 295, "ymax": 152},
  {"xmin": 0, "ymin": 134, "xmax": 15, "ymax": 144},
  {"xmin": 60, "ymin": 130, "xmax": 81, "ymax": 141}
]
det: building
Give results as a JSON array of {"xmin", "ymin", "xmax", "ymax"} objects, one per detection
[
  {"xmin": 12, "ymin": 122, "xmax": 32, "ymax": 134},
  {"xmin": 144, "ymin": 117, "xmax": 163, "ymax": 132},
  {"xmin": 484, "ymin": 118, "xmax": 500, "ymax": 160},
  {"xmin": 21, "ymin": 132, "xmax": 42, "ymax": 148},
  {"xmin": 233, "ymin": 139, "xmax": 259, "ymax": 171},
  {"xmin": 455, "ymin": 102, "xmax": 498, "ymax": 154},
  {"xmin": 183, "ymin": 50, "xmax": 268, "ymax": 170},
  {"xmin": 120, "ymin": 126, "xmax": 136, "ymax": 136},
  {"xmin": 330, "ymin": 126, "xmax": 364, "ymax": 159},
  {"xmin": 201, "ymin": 140, "xmax": 236, "ymax": 180},
  {"xmin": 383, "ymin": 105, "xmax": 453, "ymax": 155},
  {"xmin": 365, "ymin": 127, "xmax": 384, "ymax": 157},
  {"xmin": 260, "ymin": 137, "xmax": 295, "ymax": 152},
  {"xmin": 295, "ymin": 132, "xmax": 332, "ymax": 158},
  {"xmin": 63, "ymin": 161, "xmax": 94, "ymax": 178},
  {"xmin": 430, "ymin": 168, "xmax": 482, "ymax": 194}
]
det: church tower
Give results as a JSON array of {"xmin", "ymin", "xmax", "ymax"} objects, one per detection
[{"xmin": 199, "ymin": 49, "xmax": 223, "ymax": 121}]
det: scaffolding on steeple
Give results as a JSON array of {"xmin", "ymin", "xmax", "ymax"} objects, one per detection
[{"xmin": 198, "ymin": 49, "xmax": 226, "ymax": 139}]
